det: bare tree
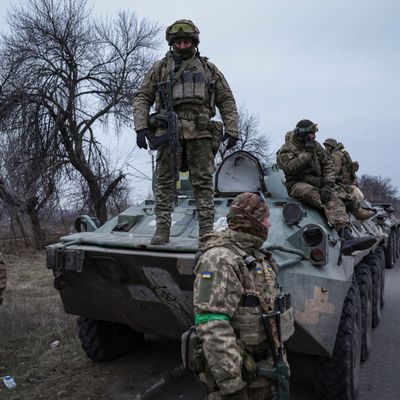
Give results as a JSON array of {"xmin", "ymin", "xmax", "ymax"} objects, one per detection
[
  {"xmin": 216, "ymin": 106, "xmax": 273, "ymax": 165},
  {"xmin": 0, "ymin": 104, "xmax": 61, "ymax": 249},
  {"xmin": 0, "ymin": 0, "xmax": 161, "ymax": 223},
  {"xmin": 359, "ymin": 175, "xmax": 398, "ymax": 203}
]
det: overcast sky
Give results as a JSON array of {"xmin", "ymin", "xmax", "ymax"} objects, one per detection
[{"xmin": 1, "ymin": 0, "xmax": 399, "ymax": 195}]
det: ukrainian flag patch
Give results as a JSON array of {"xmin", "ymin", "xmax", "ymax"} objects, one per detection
[
  {"xmin": 202, "ymin": 271, "xmax": 213, "ymax": 279},
  {"xmin": 255, "ymin": 267, "xmax": 263, "ymax": 274}
]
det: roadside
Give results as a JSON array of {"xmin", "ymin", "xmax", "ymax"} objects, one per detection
[{"xmin": 0, "ymin": 251, "xmax": 190, "ymax": 400}]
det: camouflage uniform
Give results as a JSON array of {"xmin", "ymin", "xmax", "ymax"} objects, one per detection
[
  {"xmin": 324, "ymin": 139, "xmax": 374, "ymax": 220},
  {"xmin": 193, "ymin": 193, "xmax": 291, "ymax": 399},
  {"xmin": 133, "ymin": 40, "xmax": 238, "ymax": 238},
  {"xmin": 326, "ymin": 141, "xmax": 356, "ymax": 184},
  {"xmin": 0, "ymin": 253, "xmax": 6, "ymax": 305},
  {"xmin": 277, "ymin": 131, "xmax": 348, "ymax": 230}
]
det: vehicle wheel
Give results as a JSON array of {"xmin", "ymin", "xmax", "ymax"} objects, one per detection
[
  {"xmin": 391, "ymin": 231, "xmax": 397, "ymax": 264},
  {"xmin": 395, "ymin": 228, "xmax": 400, "ymax": 259},
  {"xmin": 354, "ymin": 263, "xmax": 372, "ymax": 362},
  {"xmin": 77, "ymin": 317, "xmax": 144, "ymax": 362},
  {"xmin": 385, "ymin": 233, "xmax": 395, "ymax": 269},
  {"xmin": 314, "ymin": 280, "xmax": 362, "ymax": 400},
  {"xmin": 375, "ymin": 246, "xmax": 386, "ymax": 308},
  {"xmin": 367, "ymin": 254, "xmax": 382, "ymax": 328}
]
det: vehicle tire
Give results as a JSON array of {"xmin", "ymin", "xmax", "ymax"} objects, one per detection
[
  {"xmin": 314, "ymin": 280, "xmax": 362, "ymax": 400},
  {"xmin": 367, "ymin": 254, "xmax": 382, "ymax": 328},
  {"xmin": 385, "ymin": 232, "xmax": 395, "ymax": 269},
  {"xmin": 354, "ymin": 263, "xmax": 372, "ymax": 362},
  {"xmin": 77, "ymin": 317, "xmax": 144, "ymax": 362},
  {"xmin": 395, "ymin": 228, "xmax": 400, "ymax": 260},
  {"xmin": 375, "ymin": 246, "xmax": 386, "ymax": 308},
  {"xmin": 385, "ymin": 234, "xmax": 394, "ymax": 269},
  {"xmin": 391, "ymin": 231, "xmax": 397, "ymax": 264}
]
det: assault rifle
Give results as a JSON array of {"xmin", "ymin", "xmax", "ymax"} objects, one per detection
[
  {"xmin": 259, "ymin": 308, "xmax": 290, "ymax": 400},
  {"xmin": 157, "ymin": 79, "xmax": 181, "ymax": 206}
]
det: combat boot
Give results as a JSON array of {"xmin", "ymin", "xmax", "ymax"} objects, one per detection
[
  {"xmin": 151, "ymin": 226, "xmax": 170, "ymax": 245},
  {"xmin": 352, "ymin": 207, "xmax": 376, "ymax": 221},
  {"xmin": 337, "ymin": 226, "xmax": 376, "ymax": 255}
]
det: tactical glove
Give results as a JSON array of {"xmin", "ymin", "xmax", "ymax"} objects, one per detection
[
  {"xmin": 221, "ymin": 388, "xmax": 248, "ymax": 400},
  {"xmin": 136, "ymin": 129, "xmax": 150, "ymax": 150},
  {"xmin": 304, "ymin": 140, "xmax": 316, "ymax": 152},
  {"xmin": 223, "ymin": 133, "xmax": 239, "ymax": 150},
  {"xmin": 320, "ymin": 186, "xmax": 333, "ymax": 203},
  {"xmin": 335, "ymin": 176, "xmax": 344, "ymax": 184}
]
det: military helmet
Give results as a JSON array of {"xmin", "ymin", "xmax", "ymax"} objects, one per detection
[
  {"xmin": 323, "ymin": 138, "xmax": 338, "ymax": 148},
  {"xmin": 227, "ymin": 193, "xmax": 269, "ymax": 240},
  {"xmin": 294, "ymin": 119, "xmax": 319, "ymax": 134},
  {"xmin": 165, "ymin": 19, "xmax": 200, "ymax": 45}
]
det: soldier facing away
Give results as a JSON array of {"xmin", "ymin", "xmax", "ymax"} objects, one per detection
[
  {"xmin": 133, "ymin": 19, "xmax": 239, "ymax": 245},
  {"xmin": 276, "ymin": 119, "xmax": 375, "ymax": 251},
  {"xmin": 193, "ymin": 193, "xmax": 292, "ymax": 399}
]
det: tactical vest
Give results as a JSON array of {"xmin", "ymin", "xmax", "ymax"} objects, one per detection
[{"xmin": 154, "ymin": 54, "xmax": 216, "ymax": 118}]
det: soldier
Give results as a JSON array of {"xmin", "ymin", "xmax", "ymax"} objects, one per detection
[
  {"xmin": 276, "ymin": 119, "xmax": 375, "ymax": 246},
  {"xmin": 133, "ymin": 19, "xmax": 239, "ymax": 245},
  {"xmin": 322, "ymin": 138, "xmax": 374, "ymax": 220},
  {"xmin": 193, "ymin": 193, "xmax": 292, "ymax": 399}
]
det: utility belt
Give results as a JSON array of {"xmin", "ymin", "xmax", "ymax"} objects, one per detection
[{"xmin": 147, "ymin": 109, "xmax": 223, "ymax": 154}]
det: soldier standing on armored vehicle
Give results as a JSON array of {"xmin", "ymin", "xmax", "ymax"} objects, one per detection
[
  {"xmin": 277, "ymin": 119, "xmax": 375, "ymax": 248},
  {"xmin": 133, "ymin": 19, "xmax": 239, "ymax": 245},
  {"xmin": 193, "ymin": 193, "xmax": 292, "ymax": 400},
  {"xmin": 323, "ymin": 139, "xmax": 374, "ymax": 214}
]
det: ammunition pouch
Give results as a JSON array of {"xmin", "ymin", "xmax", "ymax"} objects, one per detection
[
  {"xmin": 197, "ymin": 113, "xmax": 210, "ymax": 130},
  {"xmin": 181, "ymin": 326, "xmax": 203, "ymax": 372},
  {"xmin": 275, "ymin": 293, "xmax": 294, "ymax": 342},
  {"xmin": 210, "ymin": 120, "xmax": 224, "ymax": 155},
  {"xmin": 280, "ymin": 307, "xmax": 295, "ymax": 342},
  {"xmin": 231, "ymin": 307, "xmax": 267, "ymax": 351},
  {"xmin": 147, "ymin": 111, "xmax": 170, "ymax": 149},
  {"xmin": 148, "ymin": 110, "xmax": 168, "ymax": 133}
]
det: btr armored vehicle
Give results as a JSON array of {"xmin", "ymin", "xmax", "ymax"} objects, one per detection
[{"xmin": 46, "ymin": 151, "xmax": 397, "ymax": 400}]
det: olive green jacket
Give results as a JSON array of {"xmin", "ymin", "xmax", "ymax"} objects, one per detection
[
  {"xmin": 329, "ymin": 143, "xmax": 356, "ymax": 184},
  {"xmin": 277, "ymin": 131, "xmax": 335, "ymax": 192}
]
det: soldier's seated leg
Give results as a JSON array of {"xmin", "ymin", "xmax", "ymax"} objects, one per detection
[{"xmin": 289, "ymin": 182, "xmax": 323, "ymax": 210}]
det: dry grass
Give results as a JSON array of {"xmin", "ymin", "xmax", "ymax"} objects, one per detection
[
  {"xmin": 0, "ymin": 251, "xmax": 184, "ymax": 400},
  {"xmin": 0, "ymin": 251, "xmax": 95, "ymax": 399}
]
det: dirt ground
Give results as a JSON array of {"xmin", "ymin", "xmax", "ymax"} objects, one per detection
[{"xmin": 0, "ymin": 251, "xmax": 198, "ymax": 400}]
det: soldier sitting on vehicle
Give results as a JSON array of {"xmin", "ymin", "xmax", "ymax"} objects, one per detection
[
  {"xmin": 276, "ymin": 119, "xmax": 375, "ymax": 249},
  {"xmin": 193, "ymin": 193, "xmax": 292, "ymax": 400},
  {"xmin": 323, "ymin": 139, "xmax": 374, "ymax": 220}
]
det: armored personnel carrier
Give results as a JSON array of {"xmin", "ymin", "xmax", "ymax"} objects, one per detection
[
  {"xmin": 46, "ymin": 151, "xmax": 397, "ymax": 400},
  {"xmin": 369, "ymin": 202, "xmax": 400, "ymax": 269}
]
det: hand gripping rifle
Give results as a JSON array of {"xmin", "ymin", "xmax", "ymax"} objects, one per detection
[
  {"xmin": 157, "ymin": 79, "xmax": 181, "ymax": 206},
  {"xmin": 258, "ymin": 308, "xmax": 290, "ymax": 400}
]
